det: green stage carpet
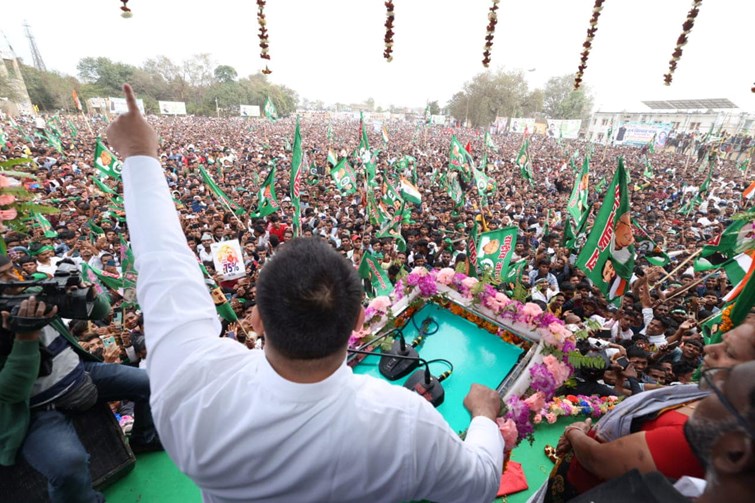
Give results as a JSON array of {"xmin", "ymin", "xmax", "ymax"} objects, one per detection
[{"xmin": 105, "ymin": 417, "xmax": 577, "ymax": 503}]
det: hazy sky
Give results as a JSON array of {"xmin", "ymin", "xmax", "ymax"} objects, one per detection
[{"xmin": 3, "ymin": 0, "xmax": 753, "ymax": 112}]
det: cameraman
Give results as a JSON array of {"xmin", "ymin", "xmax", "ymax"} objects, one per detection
[{"xmin": 0, "ymin": 255, "xmax": 159, "ymax": 502}]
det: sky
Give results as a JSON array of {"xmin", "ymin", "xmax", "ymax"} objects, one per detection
[{"xmin": 2, "ymin": 0, "xmax": 754, "ymax": 113}]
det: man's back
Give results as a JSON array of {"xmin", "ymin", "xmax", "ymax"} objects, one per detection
[{"xmin": 154, "ymin": 344, "xmax": 501, "ymax": 503}]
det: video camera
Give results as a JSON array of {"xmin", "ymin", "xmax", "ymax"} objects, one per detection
[{"xmin": 0, "ymin": 268, "xmax": 97, "ymax": 320}]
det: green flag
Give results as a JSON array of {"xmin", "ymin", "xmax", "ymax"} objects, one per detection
[
  {"xmin": 94, "ymin": 138, "xmax": 123, "ymax": 179},
  {"xmin": 119, "ymin": 237, "xmax": 139, "ymax": 308},
  {"xmin": 701, "ymin": 219, "xmax": 752, "ymax": 262},
  {"xmin": 82, "ymin": 263, "xmax": 123, "ymax": 291},
  {"xmin": 729, "ymin": 257, "xmax": 755, "ymax": 328},
  {"xmin": 358, "ymin": 112, "xmax": 370, "ymax": 153},
  {"xmin": 253, "ymin": 162, "xmax": 280, "ymax": 218},
  {"xmin": 477, "ymin": 226, "xmax": 518, "ymax": 283},
  {"xmin": 446, "ymin": 174, "xmax": 464, "ymax": 207},
  {"xmin": 575, "ymin": 157, "xmax": 635, "ymax": 305},
  {"xmin": 92, "ymin": 177, "xmax": 117, "ymax": 196},
  {"xmin": 484, "ymin": 131, "xmax": 498, "ymax": 152},
  {"xmin": 199, "ymin": 165, "xmax": 246, "ymax": 215},
  {"xmin": 32, "ymin": 212, "xmax": 58, "ymax": 238},
  {"xmin": 199, "ymin": 263, "xmax": 239, "ymax": 322},
  {"xmin": 595, "ymin": 176, "xmax": 607, "ymax": 194},
  {"xmin": 473, "ymin": 166, "xmax": 493, "ymax": 205},
  {"xmin": 358, "ymin": 252, "xmax": 394, "ymax": 297},
  {"xmin": 327, "ymin": 149, "xmax": 338, "ymax": 167},
  {"xmin": 326, "ymin": 123, "xmax": 333, "ymax": 142},
  {"xmin": 642, "ymin": 157, "xmax": 654, "ymax": 179},
  {"xmin": 330, "ymin": 158, "xmax": 357, "ymax": 196},
  {"xmin": 516, "ymin": 137, "xmax": 533, "ymax": 186},
  {"xmin": 290, "ymin": 117, "xmax": 304, "ymax": 236},
  {"xmin": 448, "ymin": 135, "xmax": 473, "ymax": 181},
  {"xmin": 633, "ymin": 219, "xmax": 670, "ymax": 267},
  {"xmin": 567, "ymin": 157, "xmax": 590, "ymax": 227},
  {"xmin": 376, "ymin": 202, "xmax": 406, "ymax": 252},
  {"xmin": 503, "ymin": 259, "xmax": 527, "ymax": 284},
  {"xmin": 263, "ymin": 97, "xmax": 278, "ymax": 121},
  {"xmin": 0, "ymin": 130, "xmax": 6, "ymax": 149},
  {"xmin": 67, "ymin": 119, "xmax": 78, "ymax": 138}
]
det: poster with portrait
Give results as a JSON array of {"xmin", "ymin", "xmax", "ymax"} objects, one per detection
[
  {"xmin": 509, "ymin": 118, "xmax": 536, "ymax": 134},
  {"xmin": 210, "ymin": 239, "xmax": 246, "ymax": 281}
]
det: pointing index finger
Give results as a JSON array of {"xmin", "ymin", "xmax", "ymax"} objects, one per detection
[{"xmin": 123, "ymin": 83, "xmax": 140, "ymax": 115}]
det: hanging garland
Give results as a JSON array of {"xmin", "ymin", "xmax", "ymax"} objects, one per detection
[
  {"xmin": 257, "ymin": 0, "xmax": 272, "ymax": 74},
  {"xmin": 573, "ymin": 0, "xmax": 605, "ymax": 91},
  {"xmin": 482, "ymin": 0, "xmax": 500, "ymax": 68},
  {"xmin": 120, "ymin": 0, "xmax": 132, "ymax": 18},
  {"xmin": 664, "ymin": 0, "xmax": 702, "ymax": 86},
  {"xmin": 384, "ymin": 1, "xmax": 395, "ymax": 62}
]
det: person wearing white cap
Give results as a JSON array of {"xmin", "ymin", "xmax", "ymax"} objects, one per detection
[{"xmin": 197, "ymin": 233, "xmax": 214, "ymax": 264}]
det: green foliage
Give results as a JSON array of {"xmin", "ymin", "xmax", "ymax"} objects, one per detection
[
  {"xmin": 543, "ymin": 75, "xmax": 594, "ymax": 120},
  {"xmin": 568, "ymin": 352, "xmax": 607, "ymax": 370},
  {"xmin": 0, "ymin": 73, "xmax": 19, "ymax": 101},
  {"xmin": 427, "ymin": 100, "xmax": 441, "ymax": 115},
  {"xmin": 21, "ymin": 54, "xmax": 298, "ymax": 117},
  {"xmin": 446, "ymin": 69, "xmax": 542, "ymax": 127}
]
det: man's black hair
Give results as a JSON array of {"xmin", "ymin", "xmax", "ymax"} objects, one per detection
[
  {"xmin": 627, "ymin": 345, "xmax": 650, "ymax": 360},
  {"xmin": 256, "ymin": 238, "xmax": 362, "ymax": 360}
]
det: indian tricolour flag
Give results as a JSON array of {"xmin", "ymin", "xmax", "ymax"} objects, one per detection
[
  {"xmin": 399, "ymin": 177, "xmax": 421, "ymax": 205},
  {"xmin": 743, "ymin": 180, "xmax": 755, "ymax": 200},
  {"xmin": 723, "ymin": 251, "xmax": 755, "ymax": 302}
]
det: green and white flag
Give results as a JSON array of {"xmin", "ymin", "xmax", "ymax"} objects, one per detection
[
  {"xmin": 642, "ymin": 157, "xmax": 654, "ymax": 179},
  {"xmin": 567, "ymin": 157, "xmax": 590, "ymax": 228},
  {"xmin": 330, "ymin": 158, "xmax": 357, "ymax": 196},
  {"xmin": 263, "ymin": 97, "xmax": 278, "ymax": 121},
  {"xmin": 0, "ymin": 130, "xmax": 6, "ymax": 149},
  {"xmin": 729, "ymin": 255, "xmax": 755, "ymax": 325},
  {"xmin": 290, "ymin": 117, "xmax": 304, "ymax": 236},
  {"xmin": 81, "ymin": 263, "xmax": 122, "ymax": 291},
  {"xmin": 484, "ymin": 131, "xmax": 498, "ymax": 152},
  {"xmin": 477, "ymin": 226, "xmax": 518, "ymax": 283},
  {"xmin": 448, "ymin": 135, "xmax": 473, "ymax": 181},
  {"xmin": 327, "ymin": 149, "xmax": 338, "ymax": 167},
  {"xmin": 67, "ymin": 119, "xmax": 78, "ymax": 138},
  {"xmin": 516, "ymin": 137, "xmax": 533, "ymax": 186},
  {"xmin": 633, "ymin": 220, "xmax": 670, "ymax": 267},
  {"xmin": 358, "ymin": 252, "xmax": 394, "ymax": 297},
  {"xmin": 381, "ymin": 179, "xmax": 403, "ymax": 210},
  {"xmin": 199, "ymin": 165, "xmax": 246, "ymax": 215},
  {"xmin": 594, "ymin": 176, "xmax": 607, "ymax": 194},
  {"xmin": 253, "ymin": 162, "xmax": 279, "ymax": 217},
  {"xmin": 376, "ymin": 202, "xmax": 406, "ymax": 252},
  {"xmin": 199, "ymin": 263, "xmax": 239, "ymax": 322},
  {"xmin": 92, "ymin": 177, "xmax": 117, "ymax": 196},
  {"xmin": 94, "ymin": 138, "xmax": 123, "ymax": 179},
  {"xmin": 503, "ymin": 258, "xmax": 527, "ymax": 284},
  {"xmin": 32, "ymin": 212, "xmax": 58, "ymax": 238},
  {"xmin": 473, "ymin": 166, "xmax": 493, "ymax": 204},
  {"xmin": 358, "ymin": 112, "xmax": 370, "ymax": 153},
  {"xmin": 446, "ymin": 174, "xmax": 464, "ymax": 207},
  {"xmin": 575, "ymin": 157, "xmax": 635, "ymax": 305},
  {"xmin": 398, "ymin": 177, "xmax": 421, "ymax": 205},
  {"xmin": 119, "ymin": 237, "xmax": 139, "ymax": 308},
  {"xmin": 326, "ymin": 123, "xmax": 333, "ymax": 142}
]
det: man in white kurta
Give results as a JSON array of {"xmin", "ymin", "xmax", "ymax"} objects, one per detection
[{"xmin": 110, "ymin": 84, "xmax": 504, "ymax": 503}]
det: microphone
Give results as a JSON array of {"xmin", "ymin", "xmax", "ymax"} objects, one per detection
[
  {"xmin": 348, "ymin": 348, "xmax": 453, "ymax": 408},
  {"xmin": 378, "ymin": 329, "xmax": 419, "ymax": 380},
  {"xmin": 410, "ymin": 316, "xmax": 438, "ymax": 348}
]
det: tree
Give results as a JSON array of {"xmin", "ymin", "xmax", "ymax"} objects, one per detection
[
  {"xmin": 446, "ymin": 70, "xmax": 537, "ymax": 127},
  {"xmin": 365, "ymin": 97, "xmax": 375, "ymax": 112},
  {"xmin": 214, "ymin": 65, "xmax": 238, "ymax": 84},
  {"xmin": 0, "ymin": 74, "xmax": 19, "ymax": 101},
  {"xmin": 76, "ymin": 57, "xmax": 136, "ymax": 96},
  {"xmin": 543, "ymin": 75, "xmax": 594, "ymax": 120},
  {"xmin": 20, "ymin": 65, "xmax": 78, "ymax": 111},
  {"xmin": 428, "ymin": 100, "xmax": 440, "ymax": 115}
]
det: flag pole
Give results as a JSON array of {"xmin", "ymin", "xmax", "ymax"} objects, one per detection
[{"xmin": 649, "ymin": 248, "xmax": 703, "ymax": 290}]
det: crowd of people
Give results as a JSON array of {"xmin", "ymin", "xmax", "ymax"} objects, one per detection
[{"xmin": 1, "ymin": 94, "xmax": 754, "ymax": 502}]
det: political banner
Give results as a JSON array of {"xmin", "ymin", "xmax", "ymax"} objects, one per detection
[
  {"xmin": 240, "ymin": 105, "xmax": 261, "ymax": 117},
  {"xmin": 108, "ymin": 97, "xmax": 145, "ymax": 114},
  {"xmin": 431, "ymin": 114, "xmax": 446, "ymax": 125},
  {"xmin": 614, "ymin": 122, "xmax": 673, "ymax": 147},
  {"xmin": 477, "ymin": 226, "xmax": 519, "ymax": 282},
  {"xmin": 210, "ymin": 239, "xmax": 246, "ymax": 281},
  {"xmin": 546, "ymin": 119, "xmax": 582, "ymax": 139},
  {"xmin": 158, "ymin": 101, "xmax": 187, "ymax": 115},
  {"xmin": 509, "ymin": 118, "xmax": 536, "ymax": 134}
]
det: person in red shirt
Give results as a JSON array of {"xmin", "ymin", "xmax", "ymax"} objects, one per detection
[{"xmin": 267, "ymin": 214, "xmax": 288, "ymax": 243}]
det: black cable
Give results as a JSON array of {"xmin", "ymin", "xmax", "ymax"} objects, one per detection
[{"xmin": 411, "ymin": 316, "xmax": 439, "ymax": 347}]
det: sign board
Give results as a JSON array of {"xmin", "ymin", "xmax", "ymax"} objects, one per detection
[
  {"xmin": 108, "ymin": 97, "xmax": 145, "ymax": 114},
  {"xmin": 546, "ymin": 119, "xmax": 582, "ymax": 139},
  {"xmin": 614, "ymin": 122, "xmax": 673, "ymax": 147},
  {"xmin": 509, "ymin": 118, "xmax": 536, "ymax": 134},
  {"xmin": 431, "ymin": 114, "xmax": 446, "ymax": 125},
  {"xmin": 210, "ymin": 239, "xmax": 246, "ymax": 281},
  {"xmin": 158, "ymin": 101, "xmax": 187, "ymax": 115},
  {"xmin": 240, "ymin": 105, "xmax": 260, "ymax": 117}
]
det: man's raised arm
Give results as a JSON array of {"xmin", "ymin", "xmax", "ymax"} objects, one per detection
[{"xmin": 108, "ymin": 84, "xmax": 221, "ymax": 393}]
